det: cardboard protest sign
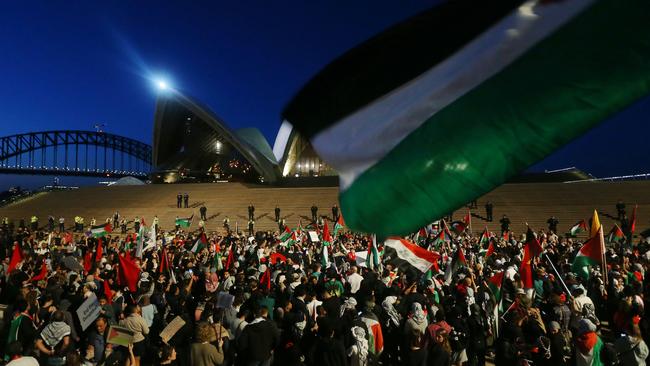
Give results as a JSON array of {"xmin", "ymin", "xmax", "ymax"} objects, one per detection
[
  {"xmin": 107, "ymin": 325, "xmax": 135, "ymax": 346},
  {"xmin": 76, "ymin": 293, "xmax": 101, "ymax": 331},
  {"xmin": 160, "ymin": 316, "xmax": 186, "ymax": 343}
]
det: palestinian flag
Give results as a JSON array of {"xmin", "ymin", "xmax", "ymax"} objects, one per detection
[
  {"xmin": 487, "ymin": 271, "xmax": 504, "ymax": 302},
  {"xmin": 213, "ymin": 252, "xmax": 223, "ymax": 271},
  {"xmin": 430, "ymin": 228, "xmax": 449, "ymax": 250},
  {"xmin": 279, "ymin": 226, "xmax": 292, "ymax": 241},
  {"xmin": 282, "ymin": 0, "xmax": 650, "ymax": 237},
  {"xmin": 463, "ymin": 210, "xmax": 471, "ymax": 231},
  {"xmin": 572, "ymin": 211, "xmax": 605, "ymax": 280},
  {"xmin": 450, "ymin": 221, "xmax": 467, "ymax": 235},
  {"xmin": 159, "ymin": 247, "xmax": 171, "ymax": 274},
  {"xmin": 570, "ymin": 219, "xmax": 588, "ymax": 236},
  {"xmin": 281, "ymin": 231, "xmax": 297, "ymax": 248},
  {"xmin": 519, "ymin": 227, "xmax": 543, "ymax": 289},
  {"xmin": 191, "ymin": 232, "xmax": 208, "ymax": 253},
  {"xmin": 361, "ymin": 315, "xmax": 384, "ymax": 355},
  {"xmin": 334, "ymin": 214, "xmax": 345, "ymax": 237},
  {"xmin": 321, "ymin": 220, "xmax": 332, "ymax": 268},
  {"xmin": 479, "ymin": 228, "xmax": 490, "ymax": 246},
  {"xmin": 366, "ymin": 234, "xmax": 380, "ymax": 270},
  {"xmin": 502, "ymin": 230, "xmax": 510, "ymax": 242},
  {"xmin": 414, "ymin": 227, "xmax": 428, "ymax": 246},
  {"xmin": 484, "ymin": 240, "xmax": 496, "ymax": 259},
  {"xmin": 90, "ymin": 223, "xmax": 112, "ymax": 238},
  {"xmin": 225, "ymin": 242, "xmax": 236, "ymax": 270},
  {"xmin": 607, "ymin": 224, "xmax": 625, "ymax": 243},
  {"xmin": 630, "ymin": 204, "xmax": 637, "ymax": 234},
  {"xmin": 383, "ymin": 237, "xmax": 439, "ymax": 273},
  {"xmin": 444, "ymin": 246, "xmax": 467, "ymax": 284},
  {"xmin": 175, "ymin": 215, "xmax": 193, "ymax": 228}
]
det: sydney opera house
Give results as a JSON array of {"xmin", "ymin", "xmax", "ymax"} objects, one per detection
[{"xmin": 151, "ymin": 90, "xmax": 336, "ymax": 184}]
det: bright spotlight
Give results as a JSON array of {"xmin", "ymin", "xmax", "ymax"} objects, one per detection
[{"xmin": 156, "ymin": 80, "xmax": 168, "ymax": 90}]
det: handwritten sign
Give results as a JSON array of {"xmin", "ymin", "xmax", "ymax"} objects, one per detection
[
  {"xmin": 107, "ymin": 325, "xmax": 134, "ymax": 346},
  {"xmin": 160, "ymin": 316, "xmax": 186, "ymax": 343},
  {"xmin": 76, "ymin": 293, "xmax": 101, "ymax": 331},
  {"xmin": 308, "ymin": 231, "xmax": 320, "ymax": 243}
]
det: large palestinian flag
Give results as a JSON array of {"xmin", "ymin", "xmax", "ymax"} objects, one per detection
[
  {"xmin": 282, "ymin": 0, "xmax": 650, "ymax": 237},
  {"xmin": 383, "ymin": 238, "xmax": 439, "ymax": 273}
]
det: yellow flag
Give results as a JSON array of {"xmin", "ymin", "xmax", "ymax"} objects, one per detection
[{"xmin": 590, "ymin": 210, "xmax": 601, "ymax": 238}]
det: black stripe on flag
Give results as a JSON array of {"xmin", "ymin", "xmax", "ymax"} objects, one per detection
[{"xmin": 283, "ymin": 0, "xmax": 525, "ymax": 139}]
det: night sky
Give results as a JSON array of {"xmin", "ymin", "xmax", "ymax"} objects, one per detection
[{"xmin": 0, "ymin": 1, "xmax": 648, "ymax": 190}]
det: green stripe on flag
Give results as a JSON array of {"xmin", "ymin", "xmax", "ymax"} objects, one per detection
[{"xmin": 340, "ymin": 0, "xmax": 650, "ymax": 236}]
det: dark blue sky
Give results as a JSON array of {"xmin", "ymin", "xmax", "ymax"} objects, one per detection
[{"xmin": 0, "ymin": 1, "xmax": 648, "ymax": 190}]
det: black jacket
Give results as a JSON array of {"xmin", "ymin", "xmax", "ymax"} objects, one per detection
[
  {"xmin": 237, "ymin": 319, "xmax": 280, "ymax": 362},
  {"xmin": 309, "ymin": 337, "xmax": 347, "ymax": 366}
]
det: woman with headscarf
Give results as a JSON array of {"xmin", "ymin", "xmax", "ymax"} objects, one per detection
[{"xmin": 403, "ymin": 302, "xmax": 428, "ymax": 363}]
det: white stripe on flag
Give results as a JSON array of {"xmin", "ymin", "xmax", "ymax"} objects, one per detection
[{"xmin": 308, "ymin": 0, "xmax": 594, "ymax": 190}]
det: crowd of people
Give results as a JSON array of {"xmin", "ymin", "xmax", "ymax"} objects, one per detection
[{"xmin": 0, "ymin": 203, "xmax": 647, "ymax": 366}]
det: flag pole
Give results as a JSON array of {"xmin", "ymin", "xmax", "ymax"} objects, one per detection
[
  {"xmin": 600, "ymin": 226, "xmax": 608, "ymax": 285},
  {"xmin": 544, "ymin": 254, "xmax": 573, "ymax": 299}
]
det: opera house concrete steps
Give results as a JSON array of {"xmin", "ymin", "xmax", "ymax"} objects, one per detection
[{"xmin": 0, "ymin": 181, "xmax": 648, "ymax": 238}]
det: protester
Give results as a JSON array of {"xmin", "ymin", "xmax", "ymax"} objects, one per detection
[{"xmin": 0, "ymin": 206, "xmax": 647, "ymax": 366}]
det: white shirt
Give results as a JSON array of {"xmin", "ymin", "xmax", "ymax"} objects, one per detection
[
  {"xmin": 347, "ymin": 273, "xmax": 364, "ymax": 294},
  {"xmin": 7, "ymin": 356, "xmax": 39, "ymax": 366}
]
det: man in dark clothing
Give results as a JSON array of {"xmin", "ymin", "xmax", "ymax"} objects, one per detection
[
  {"xmin": 332, "ymin": 204, "xmax": 339, "ymax": 222},
  {"xmin": 500, "ymin": 215, "xmax": 511, "ymax": 236},
  {"xmin": 485, "ymin": 202, "xmax": 494, "ymax": 222},
  {"xmin": 248, "ymin": 220, "xmax": 255, "ymax": 237},
  {"xmin": 616, "ymin": 199, "xmax": 626, "ymax": 220},
  {"xmin": 183, "ymin": 193, "xmax": 189, "ymax": 208},
  {"xmin": 200, "ymin": 206, "xmax": 207, "ymax": 221},
  {"xmin": 308, "ymin": 320, "xmax": 347, "ymax": 366},
  {"xmin": 4, "ymin": 299, "xmax": 37, "ymax": 356},
  {"xmin": 311, "ymin": 204, "xmax": 318, "ymax": 223},
  {"xmin": 248, "ymin": 203, "xmax": 255, "ymax": 221},
  {"xmin": 274, "ymin": 205, "xmax": 281, "ymax": 222},
  {"xmin": 547, "ymin": 216, "xmax": 559, "ymax": 233},
  {"xmin": 237, "ymin": 307, "xmax": 279, "ymax": 366},
  {"xmin": 176, "ymin": 193, "xmax": 182, "ymax": 208}
]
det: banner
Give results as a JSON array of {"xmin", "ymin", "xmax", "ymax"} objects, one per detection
[{"xmin": 76, "ymin": 293, "xmax": 101, "ymax": 331}]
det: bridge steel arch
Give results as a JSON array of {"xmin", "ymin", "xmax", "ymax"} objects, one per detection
[{"xmin": 0, "ymin": 130, "xmax": 152, "ymax": 178}]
